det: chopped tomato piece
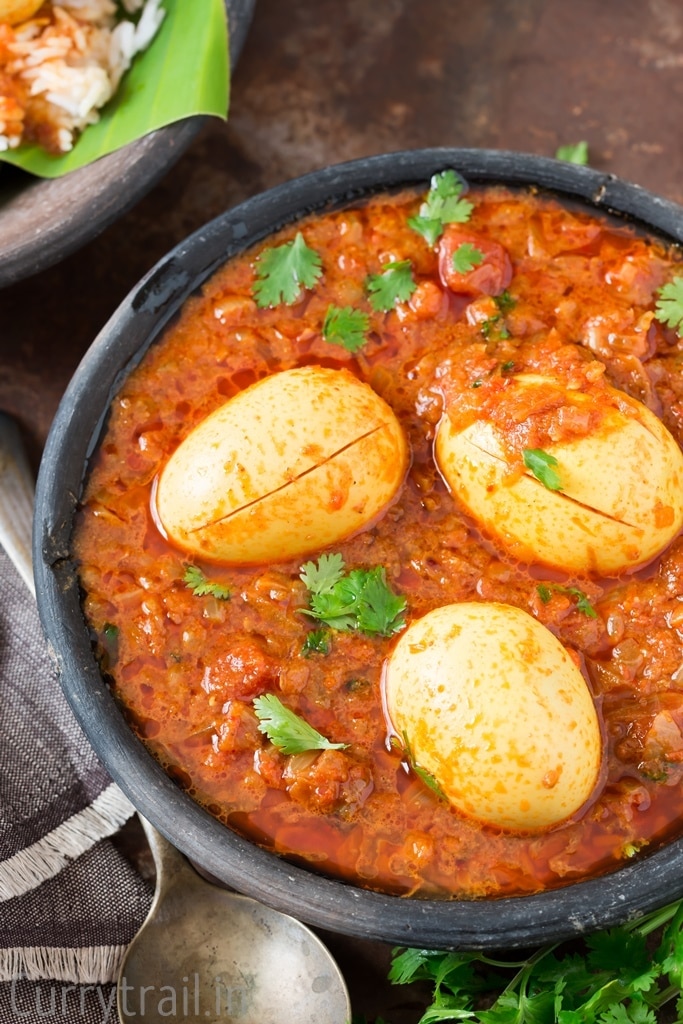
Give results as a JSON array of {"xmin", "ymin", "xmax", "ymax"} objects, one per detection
[{"xmin": 438, "ymin": 227, "xmax": 512, "ymax": 296}]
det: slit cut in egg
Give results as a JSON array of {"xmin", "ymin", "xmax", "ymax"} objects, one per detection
[
  {"xmin": 435, "ymin": 374, "xmax": 683, "ymax": 575},
  {"xmin": 154, "ymin": 364, "xmax": 409, "ymax": 565}
]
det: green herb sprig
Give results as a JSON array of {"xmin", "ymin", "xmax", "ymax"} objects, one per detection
[
  {"xmin": 253, "ymin": 232, "xmax": 323, "ymax": 308},
  {"xmin": 322, "ymin": 305, "xmax": 370, "ymax": 352},
  {"xmin": 386, "ymin": 898, "xmax": 683, "ymax": 1024},
  {"xmin": 523, "ymin": 448, "xmax": 563, "ymax": 491},
  {"xmin": 301, "ymin": 629, "xmax": 331, "ymax": 657},
  {"xmin": 253, "ymin": 693, "xmax": 346, "ymax": 754},
  {"xmin": 480, "ymin": 314, "xmax": 510, "ymax": 341},
  {"xmin": 452, "ymin": 242, "xmax": 484, "ymax": 274},
  {"xmin": 395, "ymin": 731, "xmax": 447, "ymax": 801},
  {"xmin": 300, "ymin": 554, "xmax": 407, "ymax": 638},
  {"xmin": 408, "ymin": 169, "xmax": 474, "ymax": 245},
  {"xmin": 366, "ymin": 260, "xmax": 417, "ymax": 312},
  {"xmin": 556, "ymin": 140, "xmax": 589, "ymax": 165},
  {"xmin": 495, "ymin": 290, "xmax": 517, "ymax": 313},
  {"xmin": 537, "ymin": 583, "xmax": 598, "ymax": 618},
  {"xmin": 654, "ymin": 277, "xmax": 683, "ymax": 336},
  {"xmin": 183, "ymin": 566, "xmax": 231, "ymax": 600}
]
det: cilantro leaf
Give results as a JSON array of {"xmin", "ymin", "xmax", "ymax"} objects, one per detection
[
  {"xmin": 406, "ymin": 215, "xmax": 445, "ymax": 248},
  {"xmin": 536, "ymin": 583, "xmax": 597, "ymax": 618},
  {"xmin": 599, "ymin": 1005, "xmax": 657, "ymax": 1024},
  {"xmin": 587, "ymin": 929, "xmax": 654, "ymax": 986},
  {"xmin": 452, "ymin": 243, "xmax": 485, "ymax": 274},
  {"xmin": 408, "ymin": 169, "xmax": 474, "ymax": 245},
  {"xmin": 480, "ymin": 314, "xmax": 510, "ymax": 340},
  {"xmin": 495, "ymin": 290, "xmax": 517, "ymax": 313},
  {"xmin": 366, "ymin": 259, "xmax": 417, "ymax": 312},
  {"xmin": 301, "ymin": 629, "xmax": 331, "ymax": 657},
  {"xmin": 659, "ymin": 902, "xmax": 683, "ymax": 987},
  {"xmin": 322, "ymin": 304, "xmax": 370, "ymax": 352},
  {"xmin": 397, "ymin": 731, "xmax": 447, "ymax": 800},
  {"xmin": 100, "ymin": 623, "xmax": 119, "ymax": 668},
  {"xmin": 183, "ymin": 565, "xmax": 231, "ymax": 600},
  {"xmin": 253, "ymin": 231, "xmax": 323, "ymax": 308},
  {"xmin": 523, "ymin": 448, "xmax": 563, "ymax": 491},
  {"xmin": 299, "ymin": 552, "xmax": 345, "ymax": 594},
  {"xmin": 654, "ymin": 277, "xmax": 683, "ymax": 335},
  {"xmin": 556, "ymin": 141, "xmax": 589, "ymax": 165},
  {"xmin": 300, "ymin": 556, "xmax": 407, "ymax": 637},
  {"xmin": 389, "ymin": 899, "xmax": 683, "ymax": 1024},
  {"xmin": 252, "ymin": 694, "xmax": 347, "ymax": 754},
  {"xmin": 567, "ymin": 588, "xmax": 598, "ymax": 619},
  {"xmin": 354, "ymin": 567, "xmax": 408, "ymax": 636}
]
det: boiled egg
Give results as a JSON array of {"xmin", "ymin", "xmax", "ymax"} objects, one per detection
[
  {"xmin": 384, "ymin": 601, "xmax": 602, "ymax": 830},
  {"xmin": 435, "ymin": 374, "xmax": 683, "ymax": 574},
  {"xmin": 154, "ymin": 365, "xmax": 408, "ymax": 565}
]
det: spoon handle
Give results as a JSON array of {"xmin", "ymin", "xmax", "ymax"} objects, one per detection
[
  {"xmin": 137, "ymin": 813, "xmax": 197, "ymax": 896},
  {"xmin": 0, "ymin": 413, "xmax": 35, "ymax": 596}
]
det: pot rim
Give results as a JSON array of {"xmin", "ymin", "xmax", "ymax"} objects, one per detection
[{"xmin": 33, "ymin": 147, "xmax": 683, "ymax": 950}]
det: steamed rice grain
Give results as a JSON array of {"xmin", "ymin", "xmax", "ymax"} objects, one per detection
[{"xmin": 0, "ymin": 0, "xmax": 164, "ymax": 154}]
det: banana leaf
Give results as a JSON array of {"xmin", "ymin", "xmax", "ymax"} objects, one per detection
[{"xmin": 0, "ymin": 0, "xmax": 229, "ymax": 178}]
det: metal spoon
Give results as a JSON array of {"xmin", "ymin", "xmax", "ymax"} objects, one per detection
[{"xmin": 0, "ymin": 411, "xmax": 352, "ymax": 1024}]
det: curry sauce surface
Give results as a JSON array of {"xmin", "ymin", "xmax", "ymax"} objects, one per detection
[{"xmin": 75, "ymin": 185, "xmax": 683, "ymax": 898}]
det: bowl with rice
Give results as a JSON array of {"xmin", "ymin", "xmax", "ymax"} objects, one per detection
[
  {"xmin": 0, "ymin": 0, "xmax": 255, "ymax": 286},
  {"xmin": 0, "ymin": 0, "xmax": 167, "ymax": 155}
]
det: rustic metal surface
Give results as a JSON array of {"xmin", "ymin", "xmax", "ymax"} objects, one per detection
[{"xmin": 2, "ymin": 0, "xmax": 682, "ymax": 1016}]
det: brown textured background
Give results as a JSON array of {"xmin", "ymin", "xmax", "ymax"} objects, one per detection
[{"xmin": 1, "ymin": 0, "xmax": 682, "ymax": 1017}]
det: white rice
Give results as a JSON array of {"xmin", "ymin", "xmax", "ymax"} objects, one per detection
[{"xmin": 0, "ymin": 0, "xmax": 164, "ymax": 154}]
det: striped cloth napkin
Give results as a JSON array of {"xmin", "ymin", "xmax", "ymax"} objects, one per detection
[{"xmin": 0, "ymin": 547, "xmax": 152, "ymax": 1023}]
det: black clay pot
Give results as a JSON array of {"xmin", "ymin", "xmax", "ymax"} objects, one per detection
[{"xmin": 33, "ymin": 149, "xmax": 683, "ymax": 950}]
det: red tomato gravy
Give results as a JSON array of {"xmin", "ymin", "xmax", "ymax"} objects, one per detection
[{"xmin": 74, "ymin": 182, "xmax": 683, "ymax": 899}]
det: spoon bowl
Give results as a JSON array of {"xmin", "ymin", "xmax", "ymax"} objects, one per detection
[{"xmin": 119, "ymin": 818, "xmax": 351, "ymax": 1024}]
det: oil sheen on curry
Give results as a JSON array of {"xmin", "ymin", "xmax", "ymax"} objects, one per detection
[{"xmin": 74, "ymin": 173, "xmax": 683, "ymax": 899}]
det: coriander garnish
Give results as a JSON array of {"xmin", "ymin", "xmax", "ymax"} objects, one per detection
[
  {"xmin": 407, "ymin": 169, "xmax": 474, "ymax": 245},
  {"xmin": 480, "ymin": 314, "xmax": 510, "ymax": 340},
  {"xmin": 300, "ymin": 553, "xmax": 407, "ymax": 638},
  {"xmin": 555, "ymin": 140, "xmax": 589, "ymax": 165},
  {"xmin": 389, "ymin": 895, "xmax": 683, "ymax": 1024},
  {"xmin": 322, "ymin": 304, "xmax": 369, "ymax": 352},
  {"xmin": 452, "ymin": 242, "xmax": 484, "ymax": 274},
  {"xmin": 495, "ymin": 289, "xmax": 516, "ymax": 313},
  {"xmin": 395, "ymin": 731, "xmax": 447, "ymax": 800},
  {"xmin": 654, "ymin": 276, "xmax": 683, "ymax": 336},
  {"xmin": 252, "ymin": 231, "xmax": 323, "ymax": 308},
  {"xmin": 301, "ymin": 629, "xmax": 331, "ymax": 657},
  {"xmin": 183, "ymin": 565, "xmax": 231, "ymax": 600},
  {"xmin": 253, "ymin": 693, "xmax": 347, "ymax": 754},
  {"xmin": 522, "ymin": 448, "xmax": 562, "ymax": 491},
  {"xmin": 537, "ymin": 582, "xmax": 597, "ymax": 618},
  {"xmin": 366, "ymin": 259, "xmax": 417, "ymax": 312}
]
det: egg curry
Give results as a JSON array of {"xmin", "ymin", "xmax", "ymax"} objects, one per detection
[{"xmin": 74, "ymin": 173, "xmax": 683, "ymax": 898}]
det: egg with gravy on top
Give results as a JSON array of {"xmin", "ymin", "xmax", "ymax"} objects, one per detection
[
  {"xmin": 155, "ymin": 365, "xmax": 409, "ymax": 565},
  {"xmin": 435, "ymin": 374, "xmax": 683, "ymax": 575},
  {"xmin": 384, "ymin": 601, "xmax": 603, "ymax": 831}
]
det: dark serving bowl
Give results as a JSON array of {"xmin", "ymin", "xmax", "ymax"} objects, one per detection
[
  {"xmin": 33, "ymin": 148, "xmax": 683, "ymax": 950},
  {"xmin": 0, "ymin": 0, "xmax": 255, "ymax": 289}
]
